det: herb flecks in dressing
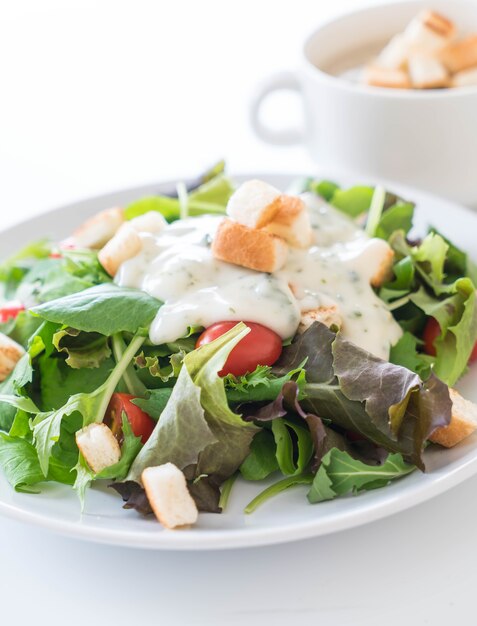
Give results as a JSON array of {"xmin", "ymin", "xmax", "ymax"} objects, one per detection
[{"xmin": 115, "ymin": 194, "xmax": 402, "ymax": 359}]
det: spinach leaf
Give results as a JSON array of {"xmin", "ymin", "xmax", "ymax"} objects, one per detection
[
  {"xmin": 31, "ymin": 284, "xmax": 161, "ymax": 335},
  {"xmin": 239, "ymin": 430, "xmax": 278, "ymax": 480}
]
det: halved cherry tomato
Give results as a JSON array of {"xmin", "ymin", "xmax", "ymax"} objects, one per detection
[
  {"xmin": 0, "ymin": 301, "xmax": 25, "ymax": 323},
  {"xmin": 195, "ymin": 321, "xmax": 283, "ymax": 377},
  {"xmin": 423, "ymin": 317, "xmax": 477, "ymax": 363},
  {"xmin": 105, "ymin": 393, "xmax": 155, "ymax": 444}
]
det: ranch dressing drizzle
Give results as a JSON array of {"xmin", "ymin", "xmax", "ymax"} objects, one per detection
[{"xmin": 115, "ymin": 193, "xmax": 402, "ymax": 359}]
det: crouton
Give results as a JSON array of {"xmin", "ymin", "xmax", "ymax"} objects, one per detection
[
  {"xmin": 370, "ymin": 241, "xmax": 395, "ymax": 288},
  {"xmin": 408, "ymin": 54, "xmax": 449, "ymax": 88},
  {"xmin": 142, "ymin": 463, "xmax": 198, "ymax": 529},
  {"xmin": 298, "ymin": 305, "xmax": 343, "ymax": 334},
  {"xmin": 404, "ymin": 10, "xmax": 456, "ymax": 53},
  {"xmin": 98, "ymin": 223, "xmax": 142, "ymax": 276},
  {"xmin": 452, "ymin": 66, "xmax": 477, "ymax": 87},
  {"xmin": 364, "ymin": 66, "xmax": 411, "ymax": 89},
  {"xmin": 226, "ymin": 179, "xmax": 281, "ymax": 228},
  {"xmin": 72, "ymin": 207, "xmax": 125, "ymax": 249},
  {"xmin": 376, "ymin": 34, "xmax": 410, "ymax": 71},
  {"xmin": 429, "ymin": 389, "xmax": 477, "ymax": 448},
  {"xmin": 212, "ymin": 218, "xmax": 288, "ymax": 273},
  {"xmin": 440, "ymin": 35, "xmax": 477, "ymax": 73},
  {"xmin": 0, "ymin": 333, "xmax": 26, "ymax": 382},
  {"xmin": 76, "ymin": 423, "xmax": 121, "ymax": 474},
  {"xmin": 263, "ymin": 195, "xmax": 314, "ymax": 248},
  {"xmin": 129, "ymin": 211, "xmax": 168, "ymax": 234}
]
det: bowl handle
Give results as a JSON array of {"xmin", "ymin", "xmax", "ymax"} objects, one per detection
[{"xmin": 249, "ymin": 71, "xmax": 304, "ymax": 146}]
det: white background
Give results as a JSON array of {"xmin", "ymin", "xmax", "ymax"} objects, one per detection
[{"xmin": 1, "ymin": 1, "xmax": 477, "ymax": 625}]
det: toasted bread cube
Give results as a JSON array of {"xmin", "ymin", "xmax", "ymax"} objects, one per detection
[
  {"xmin": 212, "ymin": 218, "xmax": 288, "ymax": 273},
  {"xmin": 76, "ymin": 423, "xmax": 121, "ymax": 474},
  {"xmin": 142, "ymin": 463, "xmax": 198, "ymax": 529},
  {"xmin": 408, "ymin": 54, "xmax": 449, "ymax": 88},
  {"xmin": 129, "ymin": 211, "xmax": 168, "ymax": 234},
  {"xmin": 98, "ymin": 223, "xmax": 142, "ymax": 276},
  {"xmin": 429, "ymin": 389, "xmax": 477, "ymax": 448},
  {"xmin": 72, "ymin": 208, "xmax": 125, "ymax": 249},
  {"xmin": 404, "ymin": 10, "xmax": 455, "ymax": 53},
  {"xmin": 263, "ymin": 195, "xmax": 314, "ymax": 248},
  {"xmin": 370, "ymin": 240, "xmax": 395, "ymax": 288},
  {"xmin": 376, "ymin": 34, "xmax": 411, "ymax": 70},
  {"xmin": 0, "ymin": 333, "xmax": 26, "ymax": 382},
  {"xmin": 298, "ymin": 305, "xmax": 342, "ymax": 334},
  {"xmin": 226, "ymin": 180, "xmax": 281, "ymax": 228},
  {"xmin": 440, "ymin": 35, "xmax": 477, "ymax": 73},
  {"xmin": 364, "ymin": 66, "xmax": 411, "ymax": 89},
  {"xmin": 452, "ymin": 66, "xmax": 477, "ymax": 87}
]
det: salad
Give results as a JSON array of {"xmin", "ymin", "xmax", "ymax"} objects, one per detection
[{"xmin": 0, "ymin": 162, "xmax": 476, "ymax": 530}]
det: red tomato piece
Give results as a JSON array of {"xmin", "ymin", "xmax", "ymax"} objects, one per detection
[
  {"xmin": 0, "ymin": 301, "xmax": 25, "ymax": 323},
  {"xmin": 105, "ymin": 393, "xmax": 155, "ymax": 444},
  {"xmin": 195, "ymin": 321, "xmax": 283, "ymax": 377},
  {"xmin": 423, "ymin": 317, "xmax": 477, "ymax": 364}
]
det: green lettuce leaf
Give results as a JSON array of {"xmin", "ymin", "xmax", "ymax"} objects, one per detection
[
  {"xmin": 126, "ymin": 323, "xmax": 258, "ymax": 488},
  {"xmin": 52, "ymin": 327, "xmax": 112, "ymax": 369}
]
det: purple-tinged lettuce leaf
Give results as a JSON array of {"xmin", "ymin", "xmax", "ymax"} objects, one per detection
[{"xmin": 271, "ymin": 323, "xmax": 451, "ymax": 469}]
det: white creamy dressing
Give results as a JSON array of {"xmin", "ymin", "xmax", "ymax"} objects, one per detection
[{"xmin": 115, "ymin": 193, "xmax": 402, "ymax": 359}]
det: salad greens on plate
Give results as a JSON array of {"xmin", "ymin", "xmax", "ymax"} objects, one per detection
[{"xmin": 0, "ymin": 162, "xmax": 476, "ymax": 528}]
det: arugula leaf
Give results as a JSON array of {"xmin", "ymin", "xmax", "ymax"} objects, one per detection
[
  {"xmin": 31, "ymin": 284, "xmax": 161, "ymax": 335},
  {"xmin": 0, "ymin": 432, "xmax": 74, "ymax": 493},
  {"xmin": 307, "ymin": 448, "xmax": 415, "ymax": 503}
]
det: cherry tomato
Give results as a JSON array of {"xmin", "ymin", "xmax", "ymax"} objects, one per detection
[
  {"xmin": 49, "ymin": 251, "xmax": 63, "ymax": 259},
  {"xmin": 195, "ymin": 321, "xmax": 283, "ymax": 377},
  {"xmin": 105, "ymin": 393, "xmax": 155, "ymax": 444},
  {"xmin": 0, "ymin": 301, "xmax": 25, "ymax": 323},
  {"xmin": 423, "ymin": 317, "xmax": 477, "ymax": 363}
]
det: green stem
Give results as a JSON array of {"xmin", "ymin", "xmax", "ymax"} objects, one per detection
[
  {"xmin": 244, "ymin": 474, "xmax": 313, "ymax": 514},
  {"xmin": 111, "ymin": 333, "xmax": 147, "ymax": 397},
  {"xmin": 97, "ymin": 333, "xmax": 146, "ymax": 419},
  {"xmin": 365, "ymin": 186, "xmax": 386, "ymax": 237},
  {"xmin": 218, "ymin": 473, "xmax": 238, "ymax": 511}
]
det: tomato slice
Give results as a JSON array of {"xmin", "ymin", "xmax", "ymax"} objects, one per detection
[
  {"xmin": 195, "ymin": 321, "xmax": 283, "ymax": 377},
  {"xmin": 0, "ymin": 301, "xmax": 25, "ymax": 323},
  {"xmin": 423, "ymin": 317, "xmax": 477, "ymax": 363},
  {"xmin": 105, "ymin": 393, "xmax": 155, "ymax": 444}
]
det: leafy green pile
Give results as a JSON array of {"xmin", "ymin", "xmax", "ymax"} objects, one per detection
[
  {"xmin": 311, "ymin": 180, "xmax": 477, "ymax": 387},
  {"xmin": 0, "ymin": 169, "xmax": 471, "ymax": 520}
]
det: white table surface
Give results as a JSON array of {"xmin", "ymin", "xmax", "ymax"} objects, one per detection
[{"xmin": 1, "ymin": 1, "xmax": 477, "ymax": 624}]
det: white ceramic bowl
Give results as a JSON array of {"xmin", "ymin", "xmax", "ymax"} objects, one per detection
[{"xmin": 251, "ymin": 1, "xmax": 477, "ymax": 206}]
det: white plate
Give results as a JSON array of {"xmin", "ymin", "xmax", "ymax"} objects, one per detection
[{"xmin": 1, "ymin": 173, "xmax": 477, "ymax": 550}]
